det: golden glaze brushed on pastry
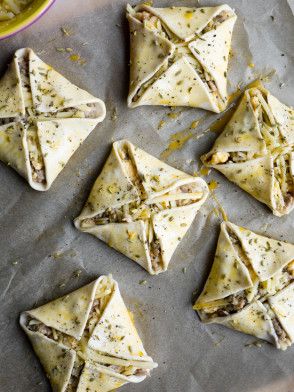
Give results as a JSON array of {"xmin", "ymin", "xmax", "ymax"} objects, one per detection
[
  {"xmin": 20, "ymin": 275, "xmax": 157, "ymax": 392},
  {"xmin": 127, "ymin": 3, "xmax": 237, "ymax": 112},
  {"xmin": 202, "ymin": 86, "xmax": 294, "ymax": 216},
  {"xmin": 194, "ymin": 222, "xmax": 294, "ymax": 350},
  {"xmin": 0, "ymin": 48, "xmax": 106, "ymax": 191},
  {"xmin": 75, "ymin": 140, "xmax": 209, "ymax": 275}
]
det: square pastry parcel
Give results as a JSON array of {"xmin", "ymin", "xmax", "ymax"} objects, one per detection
[
  {"xmin": 75, "ymin": 140, "xmax": 209, "ymax": 275},
  {"xmin": 194, "ymin": 222, "xmax": 294, "ymax": 350},
  {"xmin": 20, "ymin": 275, "xmax": 157, "ymax": 392},
  {"xmin": 127, "ymin": 3, "xmax": 237, "ymax": 112},
  {"xmin": 0, "ymin": 48, "xmax": 106, "ymax": 191}
]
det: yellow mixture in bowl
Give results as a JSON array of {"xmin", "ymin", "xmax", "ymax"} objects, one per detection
[{"xmin": 0, "ymin": 0, "xmax": 33, "ymax": 20}]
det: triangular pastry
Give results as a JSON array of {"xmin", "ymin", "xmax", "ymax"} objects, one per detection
[
  {"xmin": 127, "ymin": 3, "xmax": 237, "ymax": 112},
  {"xmin": 0, "ymin": 48, "xmax": 106, "ymax": 191},
  {"xmin": 194, "ymin": 222, "xmax": 294, "ymax": 350},
  {"xmin": 75, "ymin": 140, "xmax": 209, "ymax": 275},
  {"xmin": 20, "ymin": 275, "xmax": 157, "ymax": 391}
]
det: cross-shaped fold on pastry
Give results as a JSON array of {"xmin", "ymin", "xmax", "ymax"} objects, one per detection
[
  {"xmin": 20, "ymin": 275, "xmax": 157, "ymax": 392},
  {"xmin": 127, "ymin": 3, "xmax": 237, "ymax": 112},
  {"xmin": 202, "ymin": 86, "xmax": 294, "ymax": 216},
  {"xmin": 0, "ymin": 48, "xmax": 106, "ymax": 191},
  {"xmin": 75, "ymin": 140, "xmax": 209, "ymax": 275},
  {"xmin": 194, "ymin": 222, "xmax": 294, "ymax": 350}
]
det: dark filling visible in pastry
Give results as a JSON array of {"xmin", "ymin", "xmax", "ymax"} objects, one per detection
[
  {"xmin": 0, "ymin": 118, "xmax": 16, "ymax": 125},
  {"xmin": 18, "ymin": 52, "xmax": 47, "ymax": 185},
  {"xmin": 25, "ymin": 278, "xmax": 147, "ymax": 390},
  {"xmin": 271, "ymin": 316, "xmax": 288, "ymax": 342},
  {"xmin": 3, "ymin": 52, "xmax": 102, "ymax": 186},
  {"xmin": 130, "ymin": 8, "xmax": 232, "ymax": 106},
  {"xmin": 198, "ymin": 227, "xmax": 294, "ymax": 346},
  {"xmin": 65, "ymin": 358, "xmax": 84, "ymax": 392},
  {"xmin": 206, "ymin": 89, "xmax": 294, "ymax": 214},
  {"xmin": 80, "ymin": 144, "xmax": 203, "ymax": 273},
  {"xmin": 213, "ymin": 293, "xmax": 248, "ymax": 317}
]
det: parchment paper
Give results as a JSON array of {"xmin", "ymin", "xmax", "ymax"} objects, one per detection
[{"xmin": 0, "ymin": 1, "xmax": 294, "ymax": 391}]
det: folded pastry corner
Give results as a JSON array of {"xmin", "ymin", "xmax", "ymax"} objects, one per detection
[
  {"xmin": 20, "ymin": 275, "xmax": 157, "ymax": 392},
  {"xmin": 127, "ymin": 3, "xmax": 237, "ymax": 112},
  {"xmin": 194, "ymin": 221, "xmax": 294, "ymax": 350},
  {"xmin": 201, "ymin": 85, "xmax": 294, "ymax": 216},
  {"xmin": 0, "ymin": 48, "xmax": 106, "ymax": 191},
  {"xmin": 75, "ymin": 139, "xmax": 209, "ymax": 275}
]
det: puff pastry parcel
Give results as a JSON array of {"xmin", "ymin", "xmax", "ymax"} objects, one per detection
[
  {"xmin": 0, "ymin": 48, "xmax": 106, "ymax": 191},
  {"xmin": 202, "ymin": 86, "xmax": 294, "ymax": 216},
  {"xmin": 127, "ymin": 3, "xmax": 237, "ymax": 112},
  {"xmin": 20, "ymin": 275, "xmax": 157, "ymax": 392},
  {"xmin": 75, "ymin": 140, "xmax": 209, "ymax": 275},
  {"xmin": 194, "ymin": 221, "xmax": 294, "ymax": 350}
]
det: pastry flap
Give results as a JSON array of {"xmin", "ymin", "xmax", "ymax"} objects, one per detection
[
  {"xmin": 267, "ymin": 92, "xmax": 294, "ymax": 145},
  {"xmin": 26, "ymin": 279, "xmax": 99, "ymax": 340},
  {"xmin": 217, "ymin": 300, "xmax": 278, "ymax": 345},
  {"xmin": 89, "ymin": 281, "xmax": 152, "ymax": 362},
  {"xmin": 212, "ymin": 155, "xmax": 274, "ymax": 209},
  {"xmin": 77, "ymin": 362, "xmax": 127, "ymax": 392},
  {"xmin": 229, "ymin": 222, "xmax": 294, "ymax": 281},
  {"xmin": 75, "ymin": 142, "xmax": 140, "ymax": 222},
  {"xmin": 26, "ymin": 49, "xmax": 101, "ymax": 113},
  {"xmin": 152, "ymin": 194, "xmax": 208, "ymax": 271},
  {"xmin": 0, "ymin": 122, "xmax": 28, "ymax": 179},
  {"xmin": 0, "ymin": 57, "xmax": 24, "ymax": 118},
  {"xmin": 85, "ymin": 221, "xmax": 151, "ymax": 273},
  {"xmin": 127, "ymin": 11, "xmax": 175, "ymax": 107},
  {"xmin": 137, "ymin": 56, "xmax": 219, "ymax": 111},
  {"xmin": 189, "ymin": 14, "xmax": 237, "ymax": 102},
  {"xmin": 20, "ymin": 314, "xmax": 75, "ymax": 392},
  {"xmin": 203, "ymin": 91, "xmax": 267, "ymax": 159},
  {"xmin": 141, "ymin": 4, "xmax": 233, "ymax": 42},
  {"xmin": 269, "ymin": 282, "xmax": 294, "ymax": 343},
  {"xmin": 128, "ymin": 140, "xmax": 206, "ymax": 198},
  {"xmin": 196, "ymin": 221, "xmax": 253, "ymax": 306},
  {"xmin": 36, "ymin": 118, "xmax": 99, "ymax": 190}
]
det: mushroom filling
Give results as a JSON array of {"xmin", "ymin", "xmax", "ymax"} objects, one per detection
[
  {"xmin": 36, "ymin": 102, "xmax": 101, "ymax": 120},
  {"xmin": 65, "ymin": 358, "xmax": 84, "ymax": 392},
  {"xmin": 264, "ymin": 304, "xmax": 291, "ymax": 346},
  {"xmin": 204, "ymin": 292, "xmax": 248, "ymax": 318},
  {"xmin": 271, "ymin": 317, "xmax": 288, "ymax": 343},
  {"xmin": 130, "ymin": 8, "xmax": 232, "ymax": 105},
  {"xmin": 104, "ymin": 364, "xmax": 148, "ymax": 378}
]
